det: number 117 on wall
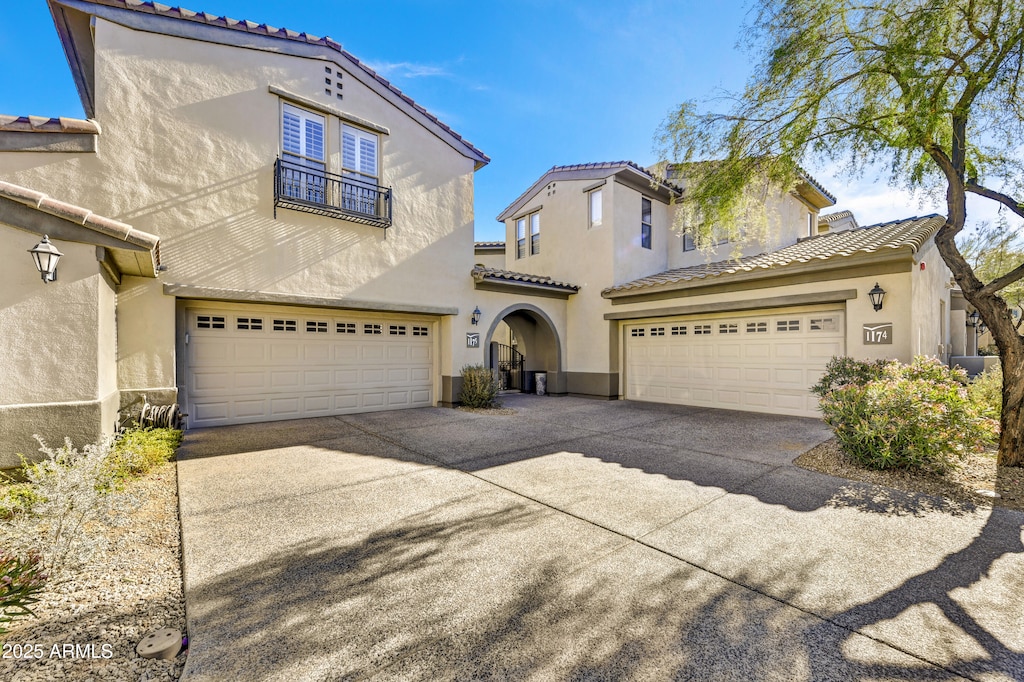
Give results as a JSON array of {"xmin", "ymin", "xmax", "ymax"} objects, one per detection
[{"xmin": 863, "ymin": 323, "xmax": 893, "ymax": 345}]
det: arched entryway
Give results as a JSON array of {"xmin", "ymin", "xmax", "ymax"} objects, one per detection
[{"xmin": 483, "ymin": 304, "xmax": 564, "ymax": 394}]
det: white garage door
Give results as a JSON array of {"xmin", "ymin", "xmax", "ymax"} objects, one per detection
[
  {"xmin": 185, "ymin": 306, "xmax": 435, "ymax": 427},
  {"xmin": 625, "ymin": 309, "xmax": 845, "ymax": 417}
]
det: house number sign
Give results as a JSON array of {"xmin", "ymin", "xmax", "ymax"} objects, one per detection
[
  {"xmin": 466, "ymin": 333, "xmax": 480, "ymax": 348},
  {"xmin": 863, "ymin": 323, "xmax": 893, "ymax": 345}
]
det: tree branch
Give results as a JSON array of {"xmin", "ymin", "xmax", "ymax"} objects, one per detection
[
  {"xmin": 980, "ymin": 261, "xmax": 1024, "ymax": 296},
  {"xmin": 965, "ymin": 181, "xmax": 1024, "ymax": 219}
]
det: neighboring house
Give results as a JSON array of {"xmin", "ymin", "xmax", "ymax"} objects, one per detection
[
  {"xmin": 489, "ymin": 161, "xmax": 954, "ymax": 417},
  {"xmin": 0, "ymin": 1, "xmax": 957, "ymax": 467}
]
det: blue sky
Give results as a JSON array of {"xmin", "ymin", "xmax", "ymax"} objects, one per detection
[{"xmin": 1, "ymin": 1, "xmax": 1014, "ymax": 242}]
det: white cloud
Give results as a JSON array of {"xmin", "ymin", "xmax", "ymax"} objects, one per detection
[{"xmin": 365, "ymin": 61, "xmax": 450, "ymax": 79}]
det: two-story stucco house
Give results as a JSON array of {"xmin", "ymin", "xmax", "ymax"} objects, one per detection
[
  {"xmin": 0, "ymin": 0, "xmax": 957, "ymax": 468},
  {"xmin": 485, "ymin": 161, "xmax": 955, "ymax": 417},
  {"xmin": 0, "ymin": 0, "xmax": 538, "ymax": 467}
]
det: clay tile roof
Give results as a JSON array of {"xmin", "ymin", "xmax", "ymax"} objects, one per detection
[
  {"xmin": 0, "ymin": 179, "xmax": 160, "ymax": 259},
  {"xmin": 68, "ymin": 0, "xmax": 487, "ymax": 164},
  {"xmin": 0, "ymin": 115, "xmax": 101, "ymax": 134},
  {"xmin": 471, "ymin": 266, "xmax": 579, "ymax": 292},
  {"xmin": 602, "ymin": 214, "xmax": 944, "ymax": 297},
  {"xmin": 474, "ymin": 241, "xmax": 505, "ymax": 249},
  {"xmin": 819, "ymin": 209, "xmax": 855, "ymax": 223}
]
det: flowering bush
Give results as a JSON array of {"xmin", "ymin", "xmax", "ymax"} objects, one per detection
[
  {"xmin": 817, "ymin": 356, "xmax": 997, "ymax": 473},
  {"xmin": 459, "ymin": 364, "xmax": 501, "ymax": 408},
  {"xmin": 0, "ymin": 550, "xmax": 47, "ymax": 635}
]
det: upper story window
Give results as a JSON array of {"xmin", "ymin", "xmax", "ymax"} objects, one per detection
[
  {"xmin": 530, "ymin": 213, "xmax": 540, "ymax": 255},
  {"xmin": 589, "ymin": 189, "xmax": 603, "ymax": 228},
  {"xmin": 681, "ymin": 230, "xmax": 696, "ymax": 251},
  {"xmin": 516, "ymin": 218, "xmax": 527, "ymax": 259},
  {"xmin": 274, "ymin": 101, "xmax": 392, "ymax": 229},
  {"xmin": 807, "ymin": 211, "xmax": 816, "ymax": 237},
  {"xmin": 641, "ymin": 198, "xmax": 652, "ymax": 249}
]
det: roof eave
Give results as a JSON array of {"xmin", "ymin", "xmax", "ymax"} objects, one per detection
[{"xmin": 601, "ymin": 248, "xmax": 914, "ymax": 300}]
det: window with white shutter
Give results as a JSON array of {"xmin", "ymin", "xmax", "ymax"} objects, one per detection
[
  {"xmin": 281, "ymin": 104, "xmax": 326, "ymax": 202},
  {"xmin": 342, "ymin": 124, "xmax": 379, "ymax": 214}
]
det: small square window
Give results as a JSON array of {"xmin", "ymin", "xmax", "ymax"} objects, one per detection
[
  {"xmin": 671, "ymin": 325, "xmax": 687, "ymax": 336},
  {"xmin": 389, "ymin": 325, "xmax": 407, "ymax": 336},
  {"xmin": 630, "ymin": 328, "xmax": 645, "ymax": 337},
  {"xmin": 196, "ymin": 315, "xmax": 225, "ymax": 329},
  {"xmin": 693, "ymin": 324, "xmax": 712, "ymax": 335},
  {"xmin": 746, "ymin": 321, "xmax": 768, "ymax": 334},
  {"xmin": 337, "ymin": 322, "xmax": 357, "ymax": 334},
  {"xmin": 364, "ymin": 323, "xmax": 382, "ymax": 335},
  {"xmin": 777, "ymin": 319, "xmax": 800, "ymax": 332},
  {"xmin": 810, "ymin": 317, "xmax": 838, "ymax": 332},
  {"xmin": 650, "ymin": 327, "xmax": 665, "ymax": 336},
  {"xmin": 719, "ymin": 323, "xmax": 738, "ymax": 334},
  {"xmin": 273, "ymin": 319, "xmax": 297, "ymax": 332},
  {"xmin": 306, "ymin": 320, "xmax": 328, "ymax": 333},
  {"xmin": 412, "ymin": 326, "xmax": 429, "ymax": 337},
  {"xmin": 237, "ymin": 317, "xmax": 263, "ymax": 331},
  {"xmin": 682, "ymin": 230, "xmax": 696, "ymax": 252}
]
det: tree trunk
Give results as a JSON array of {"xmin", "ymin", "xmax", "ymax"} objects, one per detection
[
  {"xmin": 999, "ymin": 348, "xmax": 1024, "ymax": 466},
  {"xmin": 932, "ymin": 166, "xmax": 1024, "ymax": 467}
]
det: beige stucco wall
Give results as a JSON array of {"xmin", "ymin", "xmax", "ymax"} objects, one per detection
[
  {"xmin": 0, "ymin": 227, "xmax": 118, "ymax": 466},
  {"xmin": 909, "ymin": 239, "xmax": 953, "ymax": 359},
  {"xmin": 0, "ymin": 17, "xmax": 489, "ymax": 414}
]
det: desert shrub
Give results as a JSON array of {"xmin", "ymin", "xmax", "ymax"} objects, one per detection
[
  {"xmin": 0, "ymin": 550, "xmax": 47, "ymax": 635},
  {"xmin": 817, "ymin": 356, "xmax": 997, "ymax": 474},
  {"xmin": 107, "ymin": 427, "xmax": 182, "ymax": 485},
  {"xmin": 978, "ymin": 344, "xmax": 1000, "ymax": 356},
  {"xmin": 459, "ymin": 364, "xmax": 500, "ymax": 408},
  {"xmin": 811, "ymin": 356, "xmax": 888, "ymax": 398},
  {"xmin": 1, "ymin": 436, "xmax": 133, "ymax": 577},
  {"xmin": 969, "ymin": 366, "xmax": 1003, "ymax": 420}
]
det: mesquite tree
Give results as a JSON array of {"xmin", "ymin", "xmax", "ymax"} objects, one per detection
[{"xmin": 655, "ymin": 1, "xmax": 1024, "ymax": 465}]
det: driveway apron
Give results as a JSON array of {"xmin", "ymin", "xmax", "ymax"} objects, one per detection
[{"xmin": 176, "ymin": 394, "xmax": 1024, "ymax": 681}]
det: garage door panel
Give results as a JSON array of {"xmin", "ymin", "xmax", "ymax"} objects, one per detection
[
  {"xmin": 233, "ymin": 400, "xmax": 266, "ymax": 419},
  {"xmin": 626, "ymin": 309, "xmax": 843, "ymax": 418},
  {"xmin": 186, "ymin": 307, "xmax": 435, "ymax": 427}
]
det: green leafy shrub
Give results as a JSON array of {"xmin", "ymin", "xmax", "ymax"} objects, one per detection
[
  {"xmin": 969, "ymin": 366, "xmax": 1003, "ymax": 420},
  {"xmin": 817, "ymin": 356, "xmax": 997, "ymax": 474},
  {"xmin": 0, "ymin": 550, "xmax": 47, "ymax": 635},
  {"xmin": 108, "ymin": 427, "xmax": 182, "ymax": 484},
  {"xmin": 459, "ymin": 364, "xmax": 500, "ymax": 408},
  {"xmin": 0, "ymin": 482, "xmax": 42, "ymax": 520}
]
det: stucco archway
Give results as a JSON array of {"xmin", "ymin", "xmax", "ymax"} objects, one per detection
[{"xmin": 483, "ymin": 303, "xmax": 565, "ymax": 394}]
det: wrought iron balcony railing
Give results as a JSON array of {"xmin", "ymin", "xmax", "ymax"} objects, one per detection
[{"xmin": 274, "ymin": 158, "xmax": 392, "ymax": 229}]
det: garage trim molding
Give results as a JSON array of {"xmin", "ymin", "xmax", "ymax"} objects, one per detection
[
  {"xmin": 164, "ymin": 284, "xmax": 458, "ymax": 316},
  {"xmin": 603, "ymin": 289, "xmax": 857, "ymax": 321}
]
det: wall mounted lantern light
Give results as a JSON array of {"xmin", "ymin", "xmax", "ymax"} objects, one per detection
[
  {"xmin": 967, "ymin": 310, "xmax": 980, "ymax": 327},
  {"xmin": 471, "ymin": 306, "xmax": 482, "ymax": 325},
  {"xmin": 867, "ymin": 282, "xmax": 886, "ymax": 312},
  {"xmin": 28, "ymin": 235, "xmax": 63, "ymax": 283}
]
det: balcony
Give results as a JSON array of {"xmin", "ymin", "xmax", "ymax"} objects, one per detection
[{"xmin": 274, "ymin": 158, "xmax": 392, "ymax": 229}]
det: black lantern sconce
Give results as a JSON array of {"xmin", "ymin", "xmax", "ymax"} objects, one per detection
[
  {"xmin": 28, "ymin": 235, "xmax": 63, "ymax": 283},
  {"xmin": 471, "ymin": 306, "xmax": 482, "ymax": 325},
  {"xmin": 867, "ymin": 282, "xmax": 886, "ymax": 312}
]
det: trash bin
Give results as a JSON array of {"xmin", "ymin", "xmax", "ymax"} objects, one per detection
[{"xmin": 535, "ymin": 372, "xmax": 547, "ymax": 396}]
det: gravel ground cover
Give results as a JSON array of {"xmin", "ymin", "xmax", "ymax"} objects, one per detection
[
  {"xmin": 3, "ymin": 462, "xmax": 186, "ymax": 681},
  {"xmin": 796, "ymin": 438, "xmax": 1024, "ymax": 513}
]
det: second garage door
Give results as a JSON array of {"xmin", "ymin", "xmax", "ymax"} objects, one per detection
[
  {"xmin": 185, "ymin": 305, "xmax": 435, "ymax": 427},
  {"xmin": 625, "ymin": 308, "xmax": 845, "ymax": 417}
]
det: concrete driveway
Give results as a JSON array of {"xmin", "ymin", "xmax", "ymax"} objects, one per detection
[{"xmin": 175, "ymin": 394, "xmax": 1024, "ymax": 681}]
